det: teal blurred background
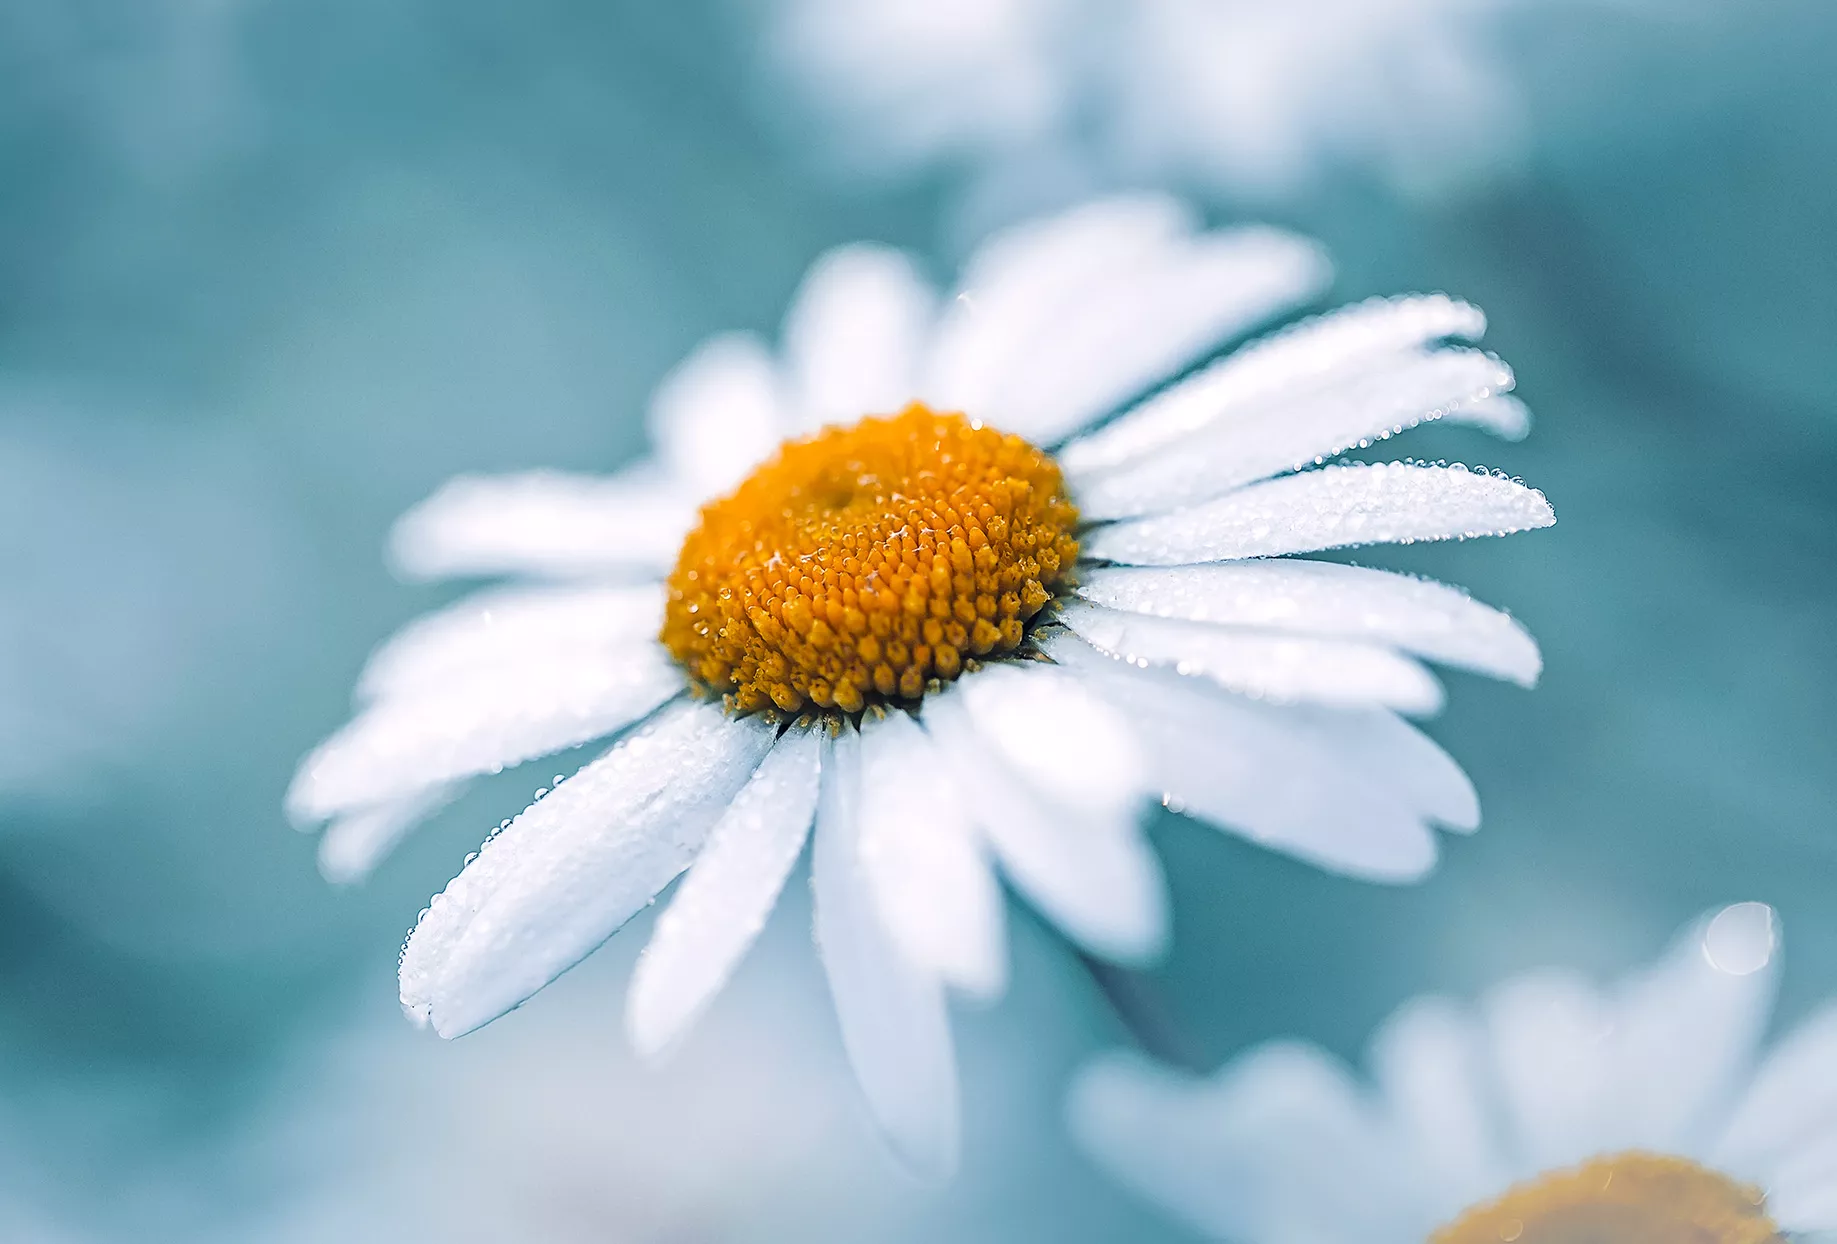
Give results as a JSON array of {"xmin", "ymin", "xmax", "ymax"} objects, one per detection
[{"xmin": 1, "ymin": 2, "xmax": 1834, "ymax": 1239}]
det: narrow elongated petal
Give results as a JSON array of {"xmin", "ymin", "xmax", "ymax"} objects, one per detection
[
  {"xmin": 398, "ymin": 701, "xmax": 773, "ymax": 1037},
  {"xmin": 856, "ymin": 711, "xmax": 1006, "ymax": 998},
  {"xmin": 1045, "ymin": 630, "xmax": 1470, "ymax": 881},
  {"xmin": 925, "ymin": 196, "xmax": 1327, "ymax": 444},
  {"xmin": 1073, "ymin": 348, "xmax": 1515, "ymax": 519},
  {"xmin": 357, "ymin": 583, "xmax": 665, "ymax": 704},
  {"xmin": 1060, "ymin": 294, "xmax": 1489, "ymax": 477},
  {"xmin": 288, "ymin": 644, "xmax": 684, "ymax": 823},
  {"xmin": 316, "ymin": 785, "xmax": 459, "ymax": 885},
  {"xmin": 626, "ymin": 727, "xmax": 823, "ymax": 1060},
  {"xmin": 1075, "ymin": 561, "xmax": 1540, "ymax": 686},
  {"xmin": 1058, "ymin": 599, "xmax": 1444, "ymax": 715},
  {"xmin": 1084, "ymin": 463, "xmax": 1554, "ymax": 565},
  {"xmin": 389, "ymin": 467, "xmax": 699, "ymax": 581},
  {"xmin": 923, "ymin": 688, "xmax": 1167, "ymax": 964},
  {"xmin": 1479, "ymin": 970, "xmax": 1622, "ymax": 1172},
  {"xmin": 646, "ymin": 332, "xmax": 786, "ymax": 497},
  {"xmin": 1714, "ymin": 1006, "xmax": 1837, "ymax": 1189},
  {"xmin": 1069, "ymin": 1047, "xmax": 1415, "ymax": 1243},
  {"xmin": 811, "ymin": 726, "xmax": 960, "ymax": 1181},
  {"xmin": 781, "ymin": 243, "xmax": 937, "ymax": 434}
]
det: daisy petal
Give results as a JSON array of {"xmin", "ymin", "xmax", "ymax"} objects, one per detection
[
  {"xmin": 1713, "ymin": 1005, "xmax": 1837, "ymax": 1186},
  {"xmin": 1763, "ymin": 1137, "xmax": 1837, "ymax": 1232},
  {"xmin": 1084, "ymin": 462, "xmax": 1555, "ymax": 565},
  {"xmin": 1480, "ymin": 969, "xmax": 1621, "ymax": 1172},
  {"xmin": 287, "ymin": 643, "xmax": 684, "ymax": 823},
  {"xmin": 811, "ymin": 726, "xmax": 960, "ymax": 1181},
  {"xmin": 316, "ymin": 785, "xmax": 460, "ymax": 885},
  {"xmin": 389, "ymin": 467, "xmax": 699, "ymax": 582},
  {"xmin": 1367, "ymin": 997, "xmax": 1513, "ymax": 1221},
  {"xmin": 357, "ymin": 583, "xmax": 665, "ymax": 704},
  {"xmin": 1058, "ymin": 599, "xmax": 1445, "ymax": 715},
  {"xmin": 1045, "ymin": 630, "xmax": 1469, "ymax": 882},
  {"xmin": 857, "ymin": 711, "xmax": 1007, "ymax": 999},
  {"xmin": 1069, "ymin": 1046, "xmax": 1413, "ymax": 1243},
  {"xmin": 923, "ymin": 686, "xmax": 1167, "ymax": 965},
  {"xmin": 782, "ymin": 243, "xmax": 938, "ymax": 435},
  {"xmin": 399, "ymin": 700, "xmax": 774, "ymax": 1039},
  {"xmin": 646, "ymin": 332, "xmax": 786, "ymax": 497},
  {"xmin": 625, "ymin": 727, "xmax": 823, "ymax": 1061},
  {"xmin": 1074, "ymin": 560, "xmax": 1541, "ymax": 686},
  {"xmin": 1059, "ymin": 293, "xmax": 1489, "ymax": 477},
  {"xmin": 926, "ymin": 195, "xmax": 1328, "ymax": 444},
  {"xmin": 1605, "ymin": 902, "xmax": 1779, "ymax": 1156},
  {"xmin": 1073, "ymin": 347, "xmax": 1516, "ymax": 519}
]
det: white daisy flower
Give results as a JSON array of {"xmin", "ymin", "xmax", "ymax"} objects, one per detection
[
  {"xmin": 762, "ymin": 0, "xmax": 1647, "ymax": 205},
  {"xmin": 1071, "ymin": 901, "xmax": 1837, "ymax": 1241},
  {"xmin": 287, "ymin": 194, "xmax": 1553, "ymax": 1178}
]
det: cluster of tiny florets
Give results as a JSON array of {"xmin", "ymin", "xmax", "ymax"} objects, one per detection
[{"xmin": 661, "ymin": 403, "xmax": 1079, "ymax": 715}]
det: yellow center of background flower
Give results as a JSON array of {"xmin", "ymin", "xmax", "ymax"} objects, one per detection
[
  {"xmin": 1431, "ymin": 1152, "xmax": 1782, "ymax": 1244},
  {"xmin": 662, "ymin": 403, "xmax": 1080, "ymax": 715}
]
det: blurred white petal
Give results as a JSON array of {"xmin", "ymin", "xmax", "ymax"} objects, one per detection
[
  {"xmin": 856, "ymin": 712, "xmax": 1006, "ymax": 998},
  {"xmin": 1084, "ymin": 462, "xmax": 1555, "ymax": 565},
  {"xmin": 1714, "ymin": 1006, "xmax": 1837, "ymax": 1184},
  {"xmin": 625, "ymin": 727, "xmax": 823, "ymax": 1061},
  {"xmin": 647, "ymin": 332, "xmax": 787, "ymax": 497},
  {"xmin": 316, "ymin": 785, "xmax": 459, "ymax": 885},
  {"xmin": 288, "ymin": 643, "xmax": 684, "ymax": 823},
  {"xmin": 925, "ymin": 195, "xmax": 1327, "ymax": 443},
  {"xmin": 922, "ymin": 685, "xmax": 1167, "ymax": 965},
  {"xmin": 1058, "ymin": 599, "xmax": 1445, "ymax": 715},
  {"xmin": 811, "ymin": 726, "xmax": 960, "ymax": 1181},
  {"xmin": 1060, "ymin": 293, "xmax": 1488, "ymax": 476},
  {"xmin": 398, "ymin": 701, "xmax": 773, "ymax": 1038},
  {"xmin": 1045, "ymin": 629, "xmax": 1471, "ymax": 881},
  {"xmin": 782, "ymin": 244, "xmax": 938, "ymax": 434},
  {"xmin": 1479, "ymin": 969, "xmax": 1622, "ymax": 1172},
  {"xmin": 1074, "ymin": 561, "xmax": 1541, "ymax": 686},
  {"xmin": 357, "ymin": 583, "xmax": 665, "ymax": 704},
  {"xmin": 389, "ymin": 467, "xmax": 700, "ymax": 581},
  {"xmin": 1073, "ymin": 348, "xmax": 1516, "ymax": 519},
  {"xmin": 1069, "ymin": 1046, "xmax": 1414, "ymax": 1243}
]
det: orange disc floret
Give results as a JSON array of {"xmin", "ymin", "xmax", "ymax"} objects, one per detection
[{"xmin": 662, "ymin": 402, "xmax": 1080, "ymax": 715}]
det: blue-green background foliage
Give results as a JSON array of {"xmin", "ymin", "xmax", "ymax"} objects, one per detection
[{"xmin": 0, "ymin": 2, "xmax": 1833, "ymax": 1239}]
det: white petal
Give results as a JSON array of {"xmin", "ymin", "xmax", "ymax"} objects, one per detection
[
  {"xmin": 856, "ymin": 711, "xmax": 1006, "ymax": 998},
  {"xmin": 1714, "ymin": 1008, "xmax": 1837, "ymax": 1186},
  {"xmin": 1367, "ymin": 997, "xmax": 1513, "ymax": 1222},
  {"xmin": 1060, "ymin": 293, "xmax": 1490, "ymax": 477},
  {"xmin": 1084, "ymin": 462, "xmax": 1555, "ymax": 565},
  {"xmin": 1763, "ymin": 1134, "xmax": 1837, "ymax": 1232},
  {"xmin": 921, "ymin": 686, "xmax": 1167, "ymax": 965},
  {"xmin": 357, "ymin": 583, "xmax": 666, "ymax": 704},
  {"xmin": 646, "ymin": 332, "xmax": 786, "ymax": 498},
  {"xmin": 1068, "ymin": 1046, "xmax": 1418, "ymax": 1243},
  {"xmin": 811, "ymin": 725, "xmax": 959, "ymax": 1181},
  {"xmin": 1603, "ymin": 903, "xmax": 1779, "ymax": 1157},
  {"xmin": 397, "ymin": 701, "xmax": 773, "ymax": 1037},
  {"xmin": 781, "ymin": 243, "xmax": 937, "ymax": 435},
  {"xmin": 925, "ymin": 195, "xmax": 1328, "ymax": 444},
  {"xmin": 1074, "ymin": 560, "xmax": 1541, "ymax": 686},
  {"xmin": 388, "ymin": 467, "xmax": 699, "ymax": 582},
  {"xmin": 287, "ymin": 643, "xmax": 684, "ymax": 823},
  {"xmin": 625, "ymin": 727, "xmax": 822, "ymax": 1060},
  {"xmin": 1462, "ymin": 393, "xmax": 1532, "ymax": 441},
  {"xmin": 1479, "ymin": 968, "xmax": 1622, "ymax": 1172},
  {"xmin": 954, "ymin": 660, "xmax": 1148, "ymax": 823},
  {"xmin": 1073, "ymin": 348, "xmax": 1516, "ymax": 519},
  {"xmin": 1044, "ymin": 630, "xmax": 1471, "ymax": 882},
  {"xmin": 316, "ymin": 785, "xmax": 460, "ymax": 885},
  {"xmin": 1058, "ymin": 599, "xmax": 1445, "ymax": 715}
]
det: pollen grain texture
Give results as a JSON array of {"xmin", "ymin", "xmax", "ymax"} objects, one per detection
[
  {"xmin": 663, "ymin": 403, "xmax": 1079, "ymax": 715},
  {"xmin": 1430, "ymin": 1152, "xmax": 1782, "ymax": 1244}
]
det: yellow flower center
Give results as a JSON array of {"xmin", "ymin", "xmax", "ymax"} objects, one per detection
[
  {"xmin": 1431, "ymin": 1153, "xmax": 1783, "ymax": 1244},
  {"xmin": 662, "ymin": 403, "xmax": 1080, "ymax": 715}
]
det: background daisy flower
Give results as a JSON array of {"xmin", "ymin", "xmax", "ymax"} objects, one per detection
[
  {"xmin": 1072, "ymin": 901, "xmax": 1836, "ymax": 1240},
  {"xmin": 287, "ymin": 194, "xmax": 1552, "ymax": 1177}
]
